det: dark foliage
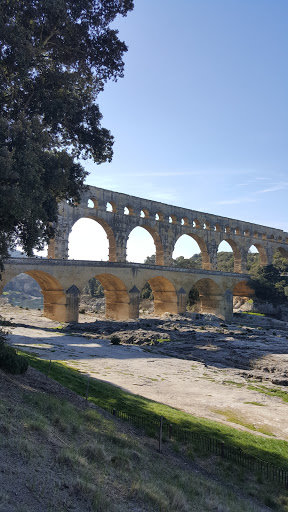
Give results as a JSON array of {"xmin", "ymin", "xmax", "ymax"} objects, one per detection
[
  {"xmin": 110, "ymin": 335, "xmax": 121, "ymax": 345},
  {"xmin": 83, "ymin": 278, "xmax": 104, "ymax": 298},
  {"xmin": 0, "ymin": 329, "xmax": 28, "ymax": 374},
  {"xmin": 173, "ymin": 254, "xmax": 202, "ymax": 269},
  {"xmin": 0, "ymin": 0, "xmax": 133, "ymax": 266},
  {"xmin": 187, "ymin": 286, "xmax": 200, "ymax": 307},
  {"xmin": 141, "ymin": 282, "xmax": 153, "ymax": 300},
  {"xmin": 249, "ymin": 264, "xmax": 288, "ymax": 303}
]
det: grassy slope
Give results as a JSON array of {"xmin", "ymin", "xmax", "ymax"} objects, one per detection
[
  {"xmin": 22, "ymin": 352, "xmax": 288, "ymax": 472},
  {"xmin": 1, "ymin": 368, "xmax": 280, "ymax": 512}
]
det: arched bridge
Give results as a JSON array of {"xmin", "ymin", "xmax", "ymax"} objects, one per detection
[
  {"xmin": 2, "ymin": 185, "xmax": 287, "ymax": 324},
  {"xmin": 1, "ymin": 259, "xmax": 253, "ymax": 323},
  {"xmin": 48, "ymin": 185, "xmax": 288, "ymax": 273}
]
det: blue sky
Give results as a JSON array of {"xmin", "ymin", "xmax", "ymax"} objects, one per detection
[{"xmin": 69, "ymin": 1, "xmax": 288, "ymax": 261}]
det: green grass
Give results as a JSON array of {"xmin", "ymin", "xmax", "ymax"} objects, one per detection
[
  {"xmin": 244, "ymin": 401, "xmax": 265, "ymax": 406},
  {"xmin": 213, "ymin": 409, "xmax": 275, "ymax": 437},
  {"xmin": 247, "ymin": 384, "xmax": 288, "ymax": 403},
  {"xmin": 242, "ymin": 312, "xmax": 265, "ymax": 316},
  {"xmin": 20, "ymin": 351, "xmax": 288, "ymax": 471},
  {"xmin": 223, "ymin": 380, "xmax": 245, "ymax": 388},
  {"xmin": 2, "ymin": 384, "xmax": 277, "ymax": 512}
]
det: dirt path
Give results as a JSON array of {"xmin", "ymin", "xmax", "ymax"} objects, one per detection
[{"xmin": 3, "ymin": 304, "xmax": 288, "ymax": 441}]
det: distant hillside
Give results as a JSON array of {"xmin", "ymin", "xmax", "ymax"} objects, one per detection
[
  {"xmin": 3, "ymin": 269, "xmax": 43, "ymax": 309},
  {"xmin": 3, "ymin": 251, "xmax": 47, "ymax": 309}
]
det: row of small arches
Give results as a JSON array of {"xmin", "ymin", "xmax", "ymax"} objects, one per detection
[{"xmin": 86, "ymin": 198, "xmax": 285, "ymax": 242}]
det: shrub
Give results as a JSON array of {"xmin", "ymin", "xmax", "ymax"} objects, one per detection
[
  {"xmin": 0, "ymin": 331, "xmax": 28, "ymax": 374},
  {"xmin": 110, "ymin": 335, "xmax": 121, "ymax": 345}
]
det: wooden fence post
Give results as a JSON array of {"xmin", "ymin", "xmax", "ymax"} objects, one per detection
[
  {"xmin": 220, "ymin": 441, "xmax": 224, "ymax": 458},
  {"xmin": 159, "ymin": 416, "xmax": 163, "ymax": 454},
  {"xmin": 85, "ymin": 377, "xmax": 90, "ymax": 405}
]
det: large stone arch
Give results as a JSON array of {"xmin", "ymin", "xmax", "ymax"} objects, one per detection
[
  {"xmin": 233, "ymin": 280, "xmax": 254, "ymax": 298},
  {"xmin": 274, "ymin": 246, "xmax": 288, "ymax": 260},
  {"xmin": 147, "ymin": 276, "xmax": 178, "ymax": 315},
  {"xmin": 126, "ymin": 225, "xmax": 164, "ymax": 265},
  {"xmin": 193, "ymin": 277, "xmax": 229, "ymax": 318},
  {"xmin": 1, "ymin": 270, "xmax": 66, "ymax": 322},
  {"xmin": 72, "ymin": 215, "xmax": 117, "ymax": 262},
  {"xmin": 233, "ymin": 280, "xmax": 254, "ymax": 311},
  {"xmin": 174, "ymin": 233, "xmax": 211, "ymax": 270},
  {"xmin": 248, "ymin": 243, "xmax": 268, "ymax": 267},
  {"xmin": 221, "ymin": 238, "xmax": 242, "ymax": 273},
  {"xmin": 194, "ymin": 277, "xmax": 220, "ymax": 297},
  {"xmin": 94, "ymin": 273, "xmax": 130, "ymax": 320}
]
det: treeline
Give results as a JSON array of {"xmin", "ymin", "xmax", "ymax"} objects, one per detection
[
  {"xmin": 174, "ymin": 252, "xmax": 288, "ymax": 304},
  {"xmin": 249, "ymin": 260, "xmax": 288, "ymax": 303}
]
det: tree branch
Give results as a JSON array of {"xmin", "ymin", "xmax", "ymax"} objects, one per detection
[{"xmin": 43, "ymin": 28, "xmax": 58, "ymax": 47}]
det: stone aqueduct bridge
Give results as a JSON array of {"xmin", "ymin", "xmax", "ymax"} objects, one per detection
[{"xmin": 1, "ymin": 185, "xmax": 288, "ymax": 324}]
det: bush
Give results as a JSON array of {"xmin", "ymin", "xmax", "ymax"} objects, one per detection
[
  {"xmin": 0, "ymin": 331, "xmax": 28, "ymax": 374},
  {"xmin": 249, "ymin": 264, "xmax": 288, "ymax": 304},
  {"xmin": 110, "ymin": 335, "xmax": 121, "ymax": 345}
]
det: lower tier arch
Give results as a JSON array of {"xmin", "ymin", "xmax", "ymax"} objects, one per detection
[
  {"xmin": 147, "ymin": 276, "xmax": 178, "ymax": 315},
  {"xmin": 94, "ymin": 273, "xmax": 130, "ymax": 320}
]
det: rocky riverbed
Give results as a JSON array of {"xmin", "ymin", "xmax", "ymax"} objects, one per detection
[{"xmin": 68, "ymin": 310, "xmax": 288, "ymax": 386}]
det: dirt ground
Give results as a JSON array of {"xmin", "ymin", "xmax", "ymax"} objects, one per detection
[{"xmin": 3, "ymin": 304, "xmax": 288, "ymax": 441}]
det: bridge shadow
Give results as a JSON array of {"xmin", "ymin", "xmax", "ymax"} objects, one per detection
[
  {"xmin": 61, "ymin": 315, "xmax": 288, "ymax": 372},
  {"xmin": 151, "ymin": 332, "xmax": 287, "ymax": 371},
  {"xmin": 8, "ymin": 331, "xmax": 167, "ymax": 363},
  {"xmin": 7, "ymin": 317, "xmax": 288, "ymax": 375},
  {"xmin": 4, "ymin": 316, "xmax": 188, "ymax": 335},
  {"xmin": 4, "ymin": 309, "xmax": 288, "ymax": 373},
  {"xmin": 3, "ymin": 321, "xmax": 67, "ymax": 335},
  {"xmin": 65, "ymin": 317, "xmax": 172, "ymax": 334}
]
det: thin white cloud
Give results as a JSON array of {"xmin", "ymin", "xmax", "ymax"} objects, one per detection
[
  {"xmin": 237, "ymin": 177, "xmax": 272, "ymax": 187},
  {"xmin": 255, "ymin": 182, "xmax": 288, "ymax": 194},
  {"xmin": 215, "ymin": 197, "xmax": 257, "ymax": 205},
  {"xmin": 215, "ymin": 179, "xmax": 288, "ymax": 206},
  {"xmin": 236, "ymin": 181, "xmax": 259, "ymax": 187}
]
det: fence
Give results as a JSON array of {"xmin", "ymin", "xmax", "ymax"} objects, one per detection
[
  {"xmin": 44, "ymin": 362, "xmax": 288, "ymax": 488},
  {"xmin": 108, "ymin": 406, "xmax": 288, "ymax": 489}
]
